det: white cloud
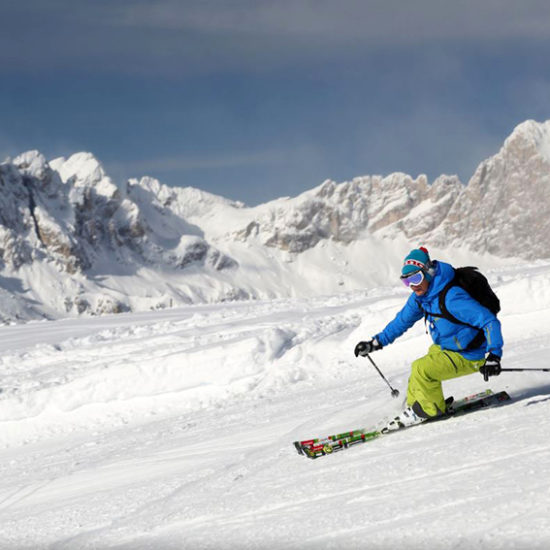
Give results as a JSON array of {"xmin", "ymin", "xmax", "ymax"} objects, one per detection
[
  {"xmin": 107, "ymin": 149, "xmax": 289, "ymax": 176},
  {"xmin": 3, "ymin": 1, "xmax": 550, "ymax": 76},
  {"xmin": 115, "ymin": 1, "xmax": 550, "ymax": 43}
]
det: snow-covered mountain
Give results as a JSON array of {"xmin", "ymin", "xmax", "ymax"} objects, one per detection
[{"xmin": 1, "ymin": 119, "xmax": 550, "ymax": 320}]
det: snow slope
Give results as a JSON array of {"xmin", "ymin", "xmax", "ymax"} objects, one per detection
[{"xmin": 0, "ymin": 261, "xmax": 550, "ymax": 548}]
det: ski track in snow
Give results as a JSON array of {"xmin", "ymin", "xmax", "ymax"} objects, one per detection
[{"xmin": 0, "ymin": 265, "xmax": 550, "ymax": 548}]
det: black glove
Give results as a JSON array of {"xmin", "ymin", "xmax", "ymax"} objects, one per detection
[
  {"xmin": 354, "ymin": 338, "xmax": 382, "ymax": 357},
  {"xmin": 480, "ymin": 353, "xmax": 502, "ymax": 382}
]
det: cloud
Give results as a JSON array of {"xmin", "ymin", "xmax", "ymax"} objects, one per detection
[
  {"xmin": 107, "ymin": 148, "xmax": 289, "ymax": 176},
  {"xmin": 128, "ymin": 0, "xmax": 550, "ymax": 41},
  {"xmin": 3, "ymin": 1, "xmax": 550, "ymax": 77}
]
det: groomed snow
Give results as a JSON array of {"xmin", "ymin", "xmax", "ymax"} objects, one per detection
[{"xmin": 0, "ymin": 262, "xmax": 549, "ymax": 548}]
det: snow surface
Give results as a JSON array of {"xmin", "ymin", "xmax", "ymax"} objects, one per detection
[{"xmin": 0, "ymin": 261, "xmax": 550, "ymax": 548}]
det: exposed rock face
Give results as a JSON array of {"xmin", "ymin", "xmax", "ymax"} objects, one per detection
[
  {"xmin": 236, "ymin": 173, "xmax": 464, "ymax": 253},
  {"xmin": 0, "ymin": 151, "xmax": 236, "ymax": 275},
  {"xmin": 431, "ymin": 120, "xmax": 550, "ymax": 258}
]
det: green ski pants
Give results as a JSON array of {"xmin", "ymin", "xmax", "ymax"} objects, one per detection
[{"xmin": 406, "ymin": 344, "xmax": 486, "ymax": 417}]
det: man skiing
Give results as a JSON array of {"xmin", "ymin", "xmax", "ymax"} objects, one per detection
[{"xmin": 354, "ymin": 247, "xmax": 503, "ymax": 431}]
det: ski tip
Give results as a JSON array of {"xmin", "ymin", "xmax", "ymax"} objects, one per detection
[{"xmin": 293, "ymin": 441, "xmax": 325, "ymax": 459}]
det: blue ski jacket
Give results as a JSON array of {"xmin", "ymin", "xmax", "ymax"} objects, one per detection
[{"xmin": 374, "ymin": 261, "xmax": 503, "ymax": 360}]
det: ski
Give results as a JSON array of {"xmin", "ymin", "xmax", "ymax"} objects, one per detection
[{"xmin": 294, "ymin": 389, "xmax": 510, "ymax": 459}]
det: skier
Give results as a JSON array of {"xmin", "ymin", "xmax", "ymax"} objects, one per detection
[{"xmin": 354, "ymin": 247, "xmax": 503, "ymax": 430}]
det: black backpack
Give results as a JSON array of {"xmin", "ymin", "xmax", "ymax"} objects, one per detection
[{"xmin": 424, "ymin": 266, "xmax": 500, "ymax": 350}]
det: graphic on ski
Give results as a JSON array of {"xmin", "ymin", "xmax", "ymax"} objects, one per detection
[{"xmin": 294, "ymin": 389, "xmax": 511, "ymax": 459}]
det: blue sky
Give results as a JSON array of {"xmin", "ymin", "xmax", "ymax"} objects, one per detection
[{"xmin": 2, "ymin": 1, "xmax": 550, "ymax": 205}]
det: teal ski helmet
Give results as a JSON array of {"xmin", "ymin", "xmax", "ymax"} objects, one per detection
[{"xmin": 401, "ymin": 247, "xmax": 434, "ymax": 282}]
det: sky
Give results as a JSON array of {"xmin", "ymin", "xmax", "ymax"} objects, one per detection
[{"xmin": 2, "ymin": 1, "xmax": 550, "ymax": 206}]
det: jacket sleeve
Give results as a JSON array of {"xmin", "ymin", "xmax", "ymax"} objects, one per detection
[
  {"xmin": 375, "ymin": 294, "xmax": 424, "ymax": 347},
  {"xmin": 445, "ymin": 287, "xmax": 504, "ymax": 357}
]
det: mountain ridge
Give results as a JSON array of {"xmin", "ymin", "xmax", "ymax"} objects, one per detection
[{"xmin": 1, "ymin": 119, "xmax": 548, "ymax": 321}]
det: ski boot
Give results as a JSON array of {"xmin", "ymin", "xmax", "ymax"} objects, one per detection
[{"xmin": 381, "ymin": 406, "xmax": 426, "ymax": 433}]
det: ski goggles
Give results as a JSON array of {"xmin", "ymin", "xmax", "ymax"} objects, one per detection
[{"xmin": 400, "ymin": 270, "xmax": 425, "ymax": 288}]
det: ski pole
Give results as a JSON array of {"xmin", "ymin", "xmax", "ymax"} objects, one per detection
[
  {"xmin": 365, "ymin": 353, "xmax": 400, "ymax": 398},
  {"xmin": 499, "ymin": 368, "xmax": 550, "ymax": 372}
]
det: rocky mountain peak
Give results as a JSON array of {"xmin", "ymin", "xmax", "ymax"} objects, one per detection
[
  {"xmin": 235, "ymin": 173, "xmax": 464, "ymax": 253},
  {"xmin": 430, "ymin": 120, "xmax": 550, "ymax": 258},
  {"xmin": 50, "ymin": 152, "xmax": 121, "ymax": 203},
  {"xmin": 501, "ymin": 119, "xmax": 550, "ymax": 162}
]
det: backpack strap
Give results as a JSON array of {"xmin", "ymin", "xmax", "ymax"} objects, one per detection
[
  {"xmin": 421, "ymin": 278, "xmax": 486, "ymax": 351},
  {"xmin": 439, "ymin": 282, "xmax": 486, "ymax": 350}
]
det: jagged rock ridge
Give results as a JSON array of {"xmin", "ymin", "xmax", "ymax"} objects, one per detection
[
  {"xmin": 430, "ymin": 120, "xmax": 550, "ymax": 258},
  {"xmin": 3, "ymin": 151, "xmax": 237, "ymax": 275},
  {"xmin": 235, "ymin": 173, "xmax": 463, "ymax": 253}
]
